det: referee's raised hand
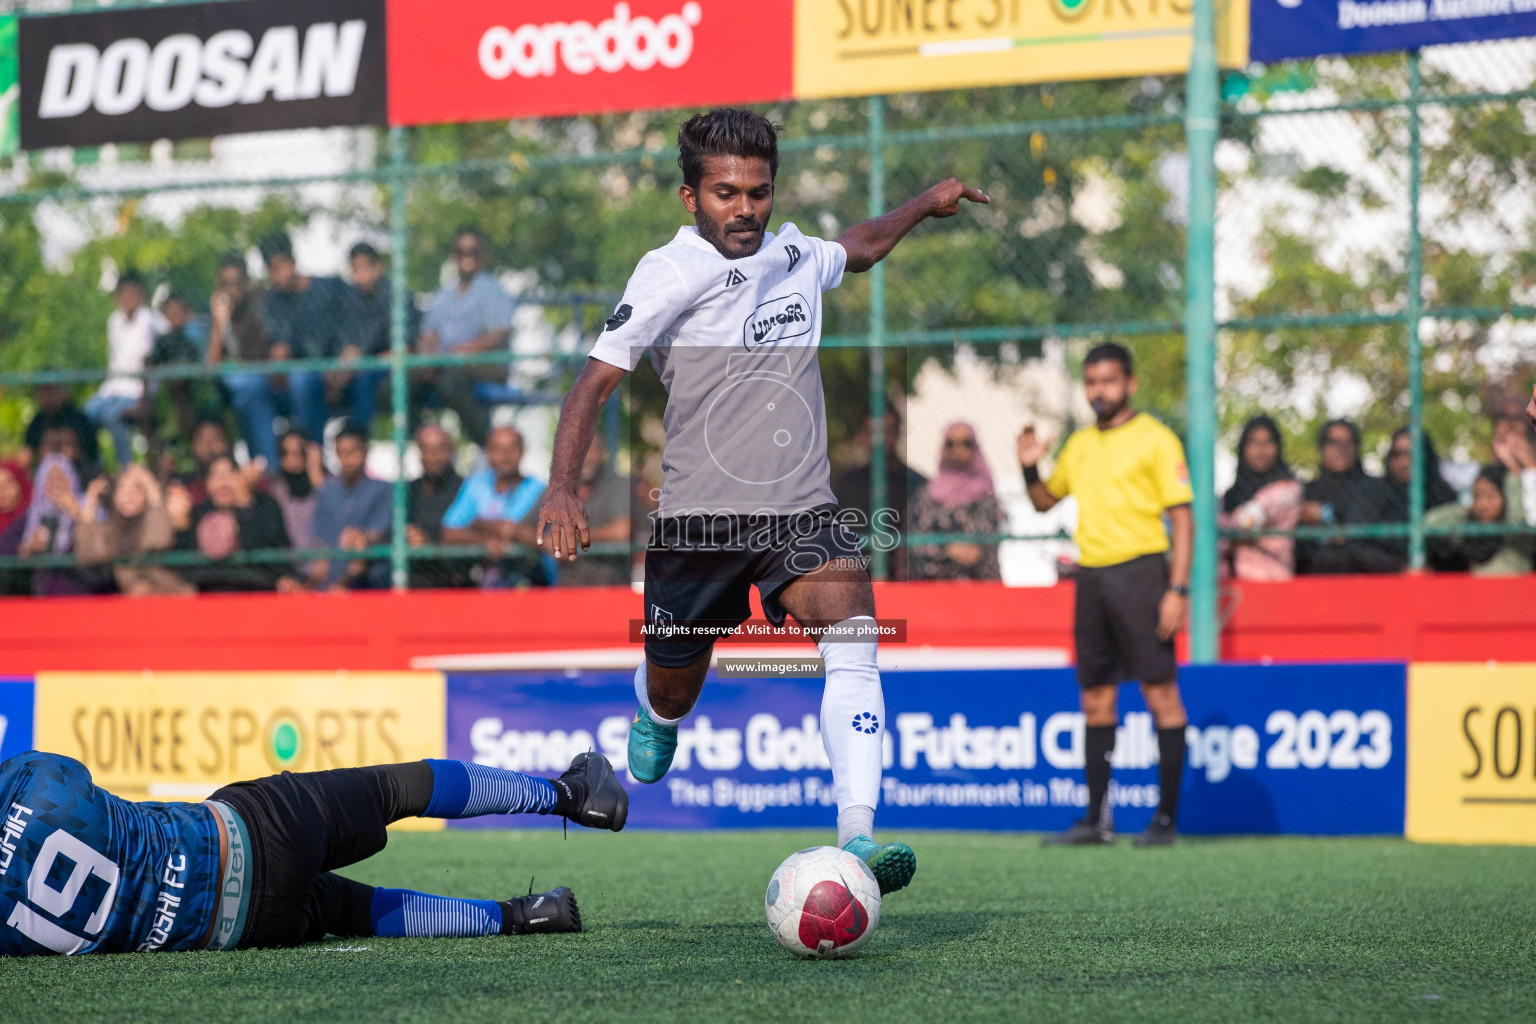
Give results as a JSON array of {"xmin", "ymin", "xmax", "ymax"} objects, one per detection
[{"xmin": 1016, "ymin": 425, "xmax": 1052, "ymax": 467}]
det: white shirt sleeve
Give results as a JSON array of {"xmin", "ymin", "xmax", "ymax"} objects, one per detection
[
  {"xmin": 809, "ymin": 235, "xmax": 848, "ymax": 292},
  {"xmin": 1521, "ymin": 468, "xmax": 1536, "ymax": 527},
  {"xmin": 587, "ymin": 252, "xmax": 692, "ymax": 372}
]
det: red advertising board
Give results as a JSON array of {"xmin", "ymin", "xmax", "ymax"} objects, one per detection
[{"xmin": 387, "ymin": 0, "xmax": 793, "ymax": 126}]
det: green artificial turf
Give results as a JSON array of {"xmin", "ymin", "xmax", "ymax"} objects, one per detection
[{"xmin": 3, "ymin": 830, "xmax": 1534, "ymax": 1024}]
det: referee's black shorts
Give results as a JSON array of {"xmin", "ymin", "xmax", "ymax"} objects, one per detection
[{"xmin": 1073, "ymin": 552, "xmax": 1178, "ymax": 689}]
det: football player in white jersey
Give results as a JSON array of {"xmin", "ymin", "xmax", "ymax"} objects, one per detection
[{"xmin": 537, "ymin": 108, "xmax": 986, "ymax": 895}]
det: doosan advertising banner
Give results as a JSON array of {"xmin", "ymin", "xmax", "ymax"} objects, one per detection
[
  {"xmin": 386, "ymin": 0, "xmax": 794, "ymax": 126},
  {"xmin": 17, "ymin": 0, "xmax": 386, "ymax": 149},
  {"xmin": 1250, "ymin": 0, "xmax": 1536, "ymax": 62},
  {"xmin": 446, "ymin": 662, "xmax": 1407, "ymax": 835}
]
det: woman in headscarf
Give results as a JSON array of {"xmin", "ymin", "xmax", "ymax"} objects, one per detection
[
  {"xmin": 74, "ymin": 463, "xmax": 194, "ymax": 596},
  {"xmin": 1218, "ymin": 416, "xmax": 1303, "ymax": 580},
  {"xmin": 1384, "ymin": 426, "xmax": 1463, "ymax": 570},
  {"xmin": 0, "ymin": 459, "xmax": 34, "ymax": 596},
  {"xmin": 1297, "ymin": 418, "xmax": 1404, "ymax": 574},
  {"xmin": 16, "ymin": 453, "xmax": 112, "ymax": 595},
  {"xmin": 909, "ymin": 421, "xmax": 1002, "ymax": 581},
  {"xmin": 1424, "ymin": 463, "xmax": 1534, "ymax": 576}
]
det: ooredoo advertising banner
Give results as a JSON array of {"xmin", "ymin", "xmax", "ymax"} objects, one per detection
[
  {"xmin": 794, "ymin": 0, "xmax": 1249, "ymax": 100},
  {"xmin": 1250, "ymin": 0, "xmax": 1536, "ymax": 62},
  {"xmin": 18, "ymin": 0, "xmax": 386, "ymax": 149},
  {"xmin": 1407, "ymin": 663, "xmax": 1536, "ymax": 845},
  {"xmin": 387, "ymin": 0, "xmax": 794, "ymax": 126},
  {"xmin": 446, "ymin": 662, "xmax": 1407, "ymax": 834},
  {"xmin": 31, "ymin": 672, "xmax": 445, "ymax": 830}
]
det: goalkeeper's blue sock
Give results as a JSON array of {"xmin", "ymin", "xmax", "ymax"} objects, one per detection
[
  {"xmin": 421, "ymin": 759, "xmax": 559, "ymax": 818},
  {"xmin": 369, "ymin": 888, "xmax": 505, "ymax": 937}
]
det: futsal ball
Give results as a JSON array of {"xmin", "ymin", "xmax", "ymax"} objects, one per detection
[{"xmin": 764, "ymin": 846, "xmax": 882, "ymax": 959}]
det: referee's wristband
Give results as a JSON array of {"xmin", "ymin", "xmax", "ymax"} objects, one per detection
[
  {"xmin": 1167, "ymin": 584, "xmax": 1190, "ymax": 597},
  {"xmin": 1022, "ymin": 463, "xmax": 1041, "ymax": 486}
]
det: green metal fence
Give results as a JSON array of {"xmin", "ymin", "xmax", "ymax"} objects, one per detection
[{"xmin": 2, "ymin": 3, "xmax": 1535, "ymax": 659}]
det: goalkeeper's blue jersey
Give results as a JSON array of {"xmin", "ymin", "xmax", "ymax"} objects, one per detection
[{"xmin": 0, "ymin": 752, "xmax": 221, "ymax": 955}]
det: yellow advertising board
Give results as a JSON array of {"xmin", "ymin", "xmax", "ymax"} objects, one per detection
[
  {"xmin": 1407, "ymin": 663, "xmax": 1536, "ymax": 846},
  {"xmin": 33, "ymin": 672, "xmax": 447, "ymax": 831},
  {"xmin": 795, "ymin": 0, "xmax": 1248, "ymax": 100}
]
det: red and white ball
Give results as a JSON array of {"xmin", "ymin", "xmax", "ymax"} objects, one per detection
[{"xmin": 764, "ymin": 846, "xmax": 882, "ymax": 959}]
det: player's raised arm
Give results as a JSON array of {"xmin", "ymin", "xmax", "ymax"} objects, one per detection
[
  {"xmin": 538, "ymin": 357, "xmax": 628, "ymax": 560},
  {"xmin": 836, "ymin": 178, "xmax": 989, "ymax": 274}
]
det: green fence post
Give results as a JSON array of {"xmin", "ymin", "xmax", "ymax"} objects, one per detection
[
  {"xmin": 388, "ymin": 126, "xmax": 410, "ymax": 591},
  {"xmin": 867, "ymin": 95, "xmax": 889, "ymax": 582},
  {"xmin": 1184, "ymin": 0, "xmax": 1220, "ymax": 663},
  {"xmin": 1406, "ymin": 52, "xmax": 1426, "ymax": 572}
]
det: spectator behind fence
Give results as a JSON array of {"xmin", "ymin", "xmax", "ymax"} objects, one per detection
[
  {"xmin": 86, "ymin": 271, "xmax": 161, "ymax": 469},
  {"xmin": 1297, "ymin": 419, "xmax": 1403, "ymax": 574},
  {"xmin": 75, "ymin": 463, "xmax": 194, "ymax": 597},
  {"xmin": 1492, "ymin": 414, "xmax": 1536, "ymax": 529},
  {"xmin": 142, "ymin": 291, "xmax": 223, "ymax": 463},
  {"xmin": 832, "ymin": 405, "xmax": 926, "ymax": 580},
  {"xmin": 173, "ymin": 418, "xmax": 235, "ymax": 505},
  {"xmin": 1219, "ymin": 415, "xmax": 1303, "ymax": 581},
  {"xmin": 207, "ymin": 252, "xmax": 279, "ymax": 465},
  {"xmin": 909, "ymin": 421, "xmax": 1001, "ymax": 581},
  {"xmin": 341, "ymin": 243, "xmax": 418, "ymax": 412},
  {"xmin": 268, "ymin": 428, "xmax": 325, "ymax": 559},
  {"xmin": 172, "ymin": 454, "xmax": 297, "ymax": 593},
  {"xmin": 18, "ymin": 453, "xmax": 111, "ymax": 596},
  {"xmin": 1425, "ymin": 464, "xmax": 1535, "ymax": 576},
  {"xmin": 441, "ymin": 426, "xmax": 551, "ymax": 587},
  {"xmin": 406, "ymin": 423, "xmax": 470, "ymax": 589},
  {"xmin": 0, "ymin": 459, "xmax": 33, "ymax": 596},
  {"xmin": 556, "ymin": 437, "xmax": 631, "ymax": 587},
  {"xmin": 260, "ymin": 232, "xmax": 354, "ymax": 444},
  {"xmin": 309, "ymin": 422, "xmax": 391, "ymax": 591},
  {"xmin": 412, "ymin": 228, "xmax": 515, "ymax": 446},
  {"xmin": 1384, "ymin": 427, "xmax": 1463, "ymax": 571},
  {"xmin": 24, "ymin": 384, "xmax": 100, "ymax": 474}
]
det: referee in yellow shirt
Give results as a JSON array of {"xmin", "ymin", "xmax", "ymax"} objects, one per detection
[{"xmin": 1018, "ymin": 342, "xmax": 1194, "ymax": 846}]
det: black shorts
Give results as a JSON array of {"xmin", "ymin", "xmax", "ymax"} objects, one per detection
[
  {"xmin": 1073, "ymin": 552, "xmax": 1178, "ymax": 689},
  {"xmin": 210, "ymin": 767, "xmax": 399, "ymax": 948},
  {"xmin": 642, "ymin": 503, "xmax": 866, "ymax": 668}
]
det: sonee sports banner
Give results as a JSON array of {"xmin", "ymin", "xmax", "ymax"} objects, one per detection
[
  {"xmin": 386, "ymin": 0, "xmax": 794, "ymax": 126},
  {"xmin": 18, "ymin": 0, "xmax": 386, "ymax": 149},
  {"xmin": 1250, "ymin": 0, "xmax": 1536, "ymax": 62},
  {"xmin": 446, "ymin": 662, "xmax": 1407, "ymax": 835}
]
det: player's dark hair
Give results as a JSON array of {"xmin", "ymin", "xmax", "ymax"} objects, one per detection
[
  {"xmin": 348, "ymin": 241, "xmax": 380, "ymax": 262},
  {"xmin": 1083, "ymin": 342, "xmax": 1133, "ymax": 376},
  {"xmin": 677, "ymin": 108, "xmax": 783, "ymax": 191},
  {"xmin": 335, "ymin": 421, "xmax": 370, "ymax": 449},
  {"xmin": 258, "ymin": 231, "xmax": 294, "ymax": 265}
]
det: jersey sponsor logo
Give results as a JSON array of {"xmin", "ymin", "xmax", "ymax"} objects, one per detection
[
  {"xmin": 743, "ymin": 292, "xmax": 811, "ymax": 348},
  {"xmin": 725, "ymin": 268, "xmax": 748, "ymax": 287},
  {"xmin": 478, "ymin": 2, "xmax": 704, "ymax": 81},
  {"xmin": 784, "ymin": 244, "xmax": 802, "ymax": 274},
  {"xmin": 605, "ymin": 303, "xmax": 633, "ymax": 331}
]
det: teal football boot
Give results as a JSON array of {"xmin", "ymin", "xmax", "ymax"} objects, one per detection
[
  {"xmin": 625, "ymin": 706, "xmax": 679, "ymax": 784},
  {"xmin": 842, "ymin": 835, "xmax": 917, "ymax": 895}
]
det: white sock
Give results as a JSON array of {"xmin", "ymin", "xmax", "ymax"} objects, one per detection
[
  {"xmin": 634, "ymin": 661, "xmax": 684, "ymax": 726},
  {"xmin": 837, "ymin": 805, "xmax": 875, "ymax": 848},
  {"xmin": 819, "ymin": 616, "xmax": 884, "ymax": 841}
]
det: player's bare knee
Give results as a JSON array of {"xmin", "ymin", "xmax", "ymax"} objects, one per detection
[{"xmin": 1080, "ymin": 684, "xmax": 1118, "ymax": 726}]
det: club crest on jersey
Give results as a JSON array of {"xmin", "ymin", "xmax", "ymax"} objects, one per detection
[
  {"xmin": 785, "ymin": 244, "xmax": 802, "ymax": 274},
  {"xmin": 743, "ymin": 293, "xmax": 811, "ymax": 349},
  {"xmin": 725, "ymin": 268, "xmax": 748, "ymax": 287}
]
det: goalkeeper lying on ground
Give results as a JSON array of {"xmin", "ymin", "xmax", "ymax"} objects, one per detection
[{"xmin": 0, "ymin": 749, "xmax": 628, "ymax": 955}]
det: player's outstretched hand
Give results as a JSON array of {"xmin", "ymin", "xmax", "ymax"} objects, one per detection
[
  {"xmin": 536, "ymin": 487, "xmax": 590, "ymax": 561},
  {"xmin": 1017, "ymin": 425, "xmax": 1052, "ymax": 468},
  {"xmin": 926, "ymin": 178, "xmax": 990, "ymax": 218}
]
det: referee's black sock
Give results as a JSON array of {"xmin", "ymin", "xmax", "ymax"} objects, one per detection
[
  {"xmin": 1085, "ymin": 725, "xmax": 1116, "ymax": 831},
  {"xmin": 1156, "ymin": 726, "xmax": 1188, "ymax": 822}
]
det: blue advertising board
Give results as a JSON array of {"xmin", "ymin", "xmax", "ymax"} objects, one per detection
[
  {"xmin": 1251, "ymin": 0, "xmax": 1536, "ymax": 62},
  {"xmin": 446, "ymin": 662, "xmax": 1406, "ymax": 835},
  {"xmin": 0, "ymin": 678, "xmax": 34, "ymax": 764}
]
